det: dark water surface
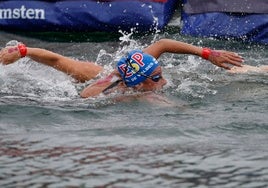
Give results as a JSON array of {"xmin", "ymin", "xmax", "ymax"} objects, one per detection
[{"xmin": 0, "ymin": 31, "xmax": 268, "ymax": 188}]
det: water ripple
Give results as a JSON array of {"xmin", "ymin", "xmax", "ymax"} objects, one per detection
[{"xmin": 1, "ymin": 137, "xmax": 268, "ymax": 188}]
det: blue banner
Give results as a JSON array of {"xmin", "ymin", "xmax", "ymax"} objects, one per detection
[
  {"xmin": 181, "ymin": 0, "xmax": 268, "ymax": 44},
  {"xmin": 0, "ymin": 0, "xmax": 177, "ymax": 32}
]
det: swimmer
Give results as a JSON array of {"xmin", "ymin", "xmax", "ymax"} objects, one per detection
[{"xmin": 0, "ymin": 39, "xmax": 256, "ymax": 99}]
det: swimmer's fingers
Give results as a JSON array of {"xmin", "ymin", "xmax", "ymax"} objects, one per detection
[
  {"xmin": 0, "ymin": 48, "xmax": 5, "ymax": 64},
  {"xmin": 0, "ymin": 46, "xmax": 21, "ymax": 65},
  {"xmin": 216, "ymin": 62, "xmax": 232, "ymax": 70},
  {"xmin": 225, "ymin": 52, "xmax": 244, "ymax": 66},
  {"xmin": 209, "ymin": 50, "xmax": 243, "ymax": 70}
]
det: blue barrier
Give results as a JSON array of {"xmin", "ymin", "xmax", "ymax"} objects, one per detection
[
  {"xmin": 0, "ymin": 0, "xmax": 177, "ymax": 32},
  {"xmin": 181, "ymin": 0, "xmax": 268, "ymax": 44}
]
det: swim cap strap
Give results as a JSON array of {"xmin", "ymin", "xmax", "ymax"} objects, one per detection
[
  {"xmin": 202, "ymin": 48, "xmax": 212, "ymax": 60},
  {"xmin": 18, "ymin": 43, "xmax": 27, "ymax": 58}
]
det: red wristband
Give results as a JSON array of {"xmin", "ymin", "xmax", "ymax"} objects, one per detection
[
  {"xmin": 18, "ymin": 43, "xmax": 27, "ymax": 57},
  {"xmin": 201, "ymin": 48, "xmax": 212, "ymax": 60}
]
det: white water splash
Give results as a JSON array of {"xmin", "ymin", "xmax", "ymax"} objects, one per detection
[{"xmin": 0, "ymin": 58, "xmax": 78, "ymax": 100}]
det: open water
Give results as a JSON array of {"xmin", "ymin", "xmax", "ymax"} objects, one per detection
[{"xmin": 0, "ymin": 31, "xmax": 267, "ymax": 188}]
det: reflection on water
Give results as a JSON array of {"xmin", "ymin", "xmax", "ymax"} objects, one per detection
[{"xmin": 1, "ymin": 135, "xmax": 268, "ymax": 187}]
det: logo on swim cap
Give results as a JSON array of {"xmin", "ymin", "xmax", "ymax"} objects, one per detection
[{"xmin": 117, "ymin": 50, "xmax": 159, "ymax": 87}]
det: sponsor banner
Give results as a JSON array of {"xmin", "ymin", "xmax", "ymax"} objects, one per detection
[{"xmin": 0, "ymin": 0, "xmax": 177, "ymax": 32}]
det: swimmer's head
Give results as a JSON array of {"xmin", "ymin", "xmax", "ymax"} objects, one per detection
[{"xmin": 117, "ymin": 50, "xmax": 160, "ymax": 87}]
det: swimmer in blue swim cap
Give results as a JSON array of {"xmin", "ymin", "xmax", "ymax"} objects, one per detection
[
  {"xmin": 1, "ymin": 38, "xmax": 252, "ymax": 99},
  {"xmin": 117, "ymin": 50, "xmax": 161, "ymax": 87}
]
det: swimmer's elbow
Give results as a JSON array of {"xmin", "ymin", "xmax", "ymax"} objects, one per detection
[
  {"xmin": 80, "ymin": 85, "xmax": 102, "ymax": 98},
  {"xmin": 80, "ymin": 92, "xmax": 89, "ymax": 98},
  {"xmin": 143, "ymin": 39, "xmax": 169, "ymax": 58},
  {"xmin": 80, "ymin": 87, "xmax": 91, "ymax": 98},
  {"xmin": 80, "ymin": 90, "xmax": 94, "ymax": 98}
]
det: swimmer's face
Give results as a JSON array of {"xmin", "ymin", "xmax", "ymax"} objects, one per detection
[{"xmin": 133, "ymin": 66, "xmax": 167, "ymax": 92}]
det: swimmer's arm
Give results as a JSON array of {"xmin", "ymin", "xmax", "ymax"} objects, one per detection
[
  {"xmin": 143, "ymin": 39, "xmax": 202, "ymax": 58},
  {"xmin": 0, "ymin": 45, "xmax": 103, "ymax": 82},
  {"xmin": 80, "ymin": 72, "xmax": 121, "ymax": 98},
  {"xmin": 228, "ymin": 65, "xmax": 268, "ymax": 73},
  {"xmin": 143, "ymin": 39, "xmax": 243, "ymax": 70},
  {"xmin": 27, "ymin": 48, "xmax": 103, "ymax": 82},
  {"xmin": 80, "ymin": 82, "xmax": 110, "ymax": 98}
]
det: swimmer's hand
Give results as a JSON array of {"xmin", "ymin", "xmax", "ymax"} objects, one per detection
[
  {"xmin": 208, "ymin": 50, "xmax": 244, "ymax": 70},
  {"xmin": 0, "ymin": 46, "xmax": 21, "ymax": 65},
  {"xmin": 228, "ymin": 65, "xmax": 268, "ymax": 74},
  {"xmin": 0, "ymin": 42, "xmax": 27, "ymax": 65}
]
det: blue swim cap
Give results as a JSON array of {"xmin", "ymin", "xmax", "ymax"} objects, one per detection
[{"xmin": 117, "ymin": 50, "xmax": 159, "ymax": 87}]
